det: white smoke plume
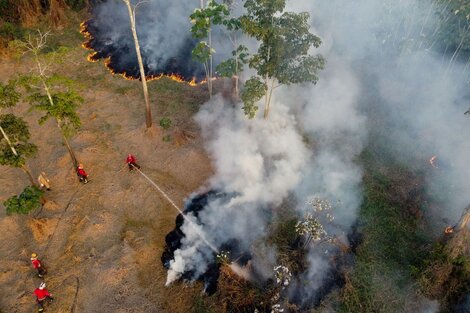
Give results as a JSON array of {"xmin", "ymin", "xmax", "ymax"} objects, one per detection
[
  {"xmin": 166, "ymin": 95, "xmax": 312, "ymax": 284},
  {"xmin": 91, "ymin": 0, "xmax": 198, "ymax": 70},
  {"xmin": 91, "ymin": 0, "xmax": 470, "ymax": 308},
  {"xmin": 286, "ymin": 0, "xmax": 470, "ymax": 307}
]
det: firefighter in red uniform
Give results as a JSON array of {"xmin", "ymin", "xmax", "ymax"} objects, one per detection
[
  {"xmin": 126, "ymin": 154, "xmax": 141, "ymax": 171},
  {"xmin": 76, "ymin": 164, "xmax": 89, "ymax": 184},
  {"xmin": 31, "ymin": 253, "xmax": 47, "ymax": 278},
  {"xmin": 34, "ymin": 282, "xmax": 53, "ymax": 312}
]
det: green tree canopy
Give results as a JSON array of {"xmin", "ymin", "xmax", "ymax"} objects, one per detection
[
  {"xmin": 0, "ymin": 79, "xmax": 20, "ymax": 108},
  {"xmin": 0, "ymin": 113, "xmax": 38, "ymax": 167},
  {"xmin": 239, "ymin": 0, "xmax": 325, "ymax": 118},
  {"xmin": 4, "ymin": 186, "xmax": 44, "ymax": 215},
  {"xmin": 0, "ymin": 79, "xmax": 38, "ymax": 186},
  {"xmin": 28, "ymin": 90, "xmax": 83, "ymax": 138}
]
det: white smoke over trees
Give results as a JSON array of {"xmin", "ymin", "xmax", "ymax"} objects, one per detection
[{"xmin": 88, "ymin": 0, "xmax": 470, "ymax": 310}]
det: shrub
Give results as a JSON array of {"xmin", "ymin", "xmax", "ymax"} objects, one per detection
[
  {"xmin": 4, "ymin": 186, "xmax": 44, "ymax": 215},
  {"xmin": 159, "ymin": 117, "xmax": 172, "ymax": 130}
]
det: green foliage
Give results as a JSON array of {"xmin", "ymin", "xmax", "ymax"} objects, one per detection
[
  {"xmin": 162, "ymin": 134, "xmax": 172, "ymax": 142},
  {"xmin": 4, "ymin": 186, "xmax": 44, "ymax": 215},
  {"xmin": 215, "ymin": 45, "xmax": 249, "ymax": 77},
  {"xmin": 339, "ymin": 152, "xmax": 431, "ymax": 313},
  {"xmin": 191, "ymin": 295, "xmax": 215, "ymax": 313},
  {"xmin": 241, "ymin": 5, "xmax": 324, "ymax": 84},
  {"xmin": 0, "ymin": 22, "xmax": 25, "ymax": 42},
  {"xmin": 240, "ymin": 77, "xmax": 266, "ymax": 118},
  {"xmin": 435, "ymin": 0, "xmax": 470, "ymax": 57},
  {"xmin": 65, "ymin": 0, "xmax": 88, "ymax": 11},
  {"xmin": 266, "ymin": 202, "xmax": 307, "ymax": 275},
  {"xmin": 159, "ymin": 117, "xmax": 172, "ymax": 130},
  {"xmin": 238, "ymin": 0, "xmax": 325, "ymax": 118},
  {"xmin": 190, "ymin": 0, "xmax": 236, "ymax": 85},
  {"xmin": 418, "ymin": 241, "xmax": 470, "ymax": 312},
  {"xmin": 0, "ymin": 114, "xmax": 38, "ymax": 167},
  {"xmin": 190, "ymin": 1, "xmax": 230, "ymax": 39},
  {"xmin": 189, "ymin": 1, "xmax": 229, "ymax": 70},
  {"xmin": 28, "ymin": 90, "xmax": 83, "ymax": 138},
  {"xmin": 191, "ymin": 41, "xmax": 213, "ymax": 64},
  {"xmin": 0, "ymin": 1, "xmax": 21, "ymax": 24},
  {"xmin": 0, "ymin": 80, "xmax": 20, "ymax": 108}
]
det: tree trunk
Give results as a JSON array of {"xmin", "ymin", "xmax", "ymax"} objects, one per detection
[
  {"xmin": 59, "ymin": 125, "xmax": 78, "ymax": 168},
  {"xmin": 233, "ymin": 36, "xmax": 239, "ymax": 101},
  {"xmin": 263, "ymin": 43, "xmax": 272, "ymax": 119},
  {"xmin": 20, "ymin": 164, "xmax": 36, "ymax": 186},
  {"xmin": 0, "ymin": 124, "xmax": 18, "ymax": 155},
  {"xmin": 124, "ymin": 0, "xmax": 152, "ymax": 128},
  {"xmin": 40, "ymin": 73, "xmax": 79, "ymax": 168},
  {"xmin": 208, "ymin": 25, "xmax": 213, "ymax": 98},
  {"xmin": 263, "ymin": 79, "xmax": 275, "ymax": 119},
  {"xmin": 0, "ymin": 124, "xmax": 37, "ymax": 186}
]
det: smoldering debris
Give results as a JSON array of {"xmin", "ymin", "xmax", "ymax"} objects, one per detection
[{"xmin": 161, "ymin": 191, "xmax": 252, "ymax": 295}]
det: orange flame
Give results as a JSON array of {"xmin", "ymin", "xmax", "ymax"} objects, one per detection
[
  {"xmin": 444, "ymin": 226, "xmax": 454, "ymax": 234},
  {"xmin": 80, "ymin": 19, "xmax": 208, "ymax": 87},
  {"xmin": 86, "ymin": 52, "xmax": 99, "ymax": 62},
  {"xmin": 188, "ymin": 77, "xmax": 197, "ymax": 86}
]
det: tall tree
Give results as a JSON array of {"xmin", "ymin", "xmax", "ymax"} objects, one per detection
[
  {"xmin": 215, "ymin": 3, "xmax": 248, "ymax": 100},
  {"xmin": 190, "ymin": 0, "xmax": 229, "ymax": 97},
  {"xmin": 122, "ymin": 0, "xmax": 153, "ymax": 128},
  {"xmin": 239, "ymin": 0, "xmax": 325, "ymax": 119},
  {"xmin": 18, "ymin": 30, "xmax": 83, "ymax": 168},
  {"xmin": 0, "ymin": 80, "xmax": 38, "ymax": 186}
]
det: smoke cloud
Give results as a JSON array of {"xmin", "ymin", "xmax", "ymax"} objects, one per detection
[
  {"xmin": 89, "ymin": 0, "xmax": 470, "ymax": 308},
  {"xmin": 86, "ymin": 0, "xmax": 206, "ymax": 80},
  {"xmin": 166, "ymin": 95, "xmax": 311, "ymax": 284},
  {"xmin": 172, "ymin": 0, "xmax": 470, "ymax": 308},
  {"xmin": 286, "ymin": 0, "xmax": 470, "ymax": 307}
]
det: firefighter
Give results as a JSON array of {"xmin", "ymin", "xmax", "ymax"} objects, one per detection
[
  {"xmin": 33, "ymin": 282, "xmax": 53, "ymax": 312},
  {"xmin": 31, "ymin": 253, "xmax": 47, "ymax": 278},
  {"xmin": 37, "ymin": 172, "xmax": 51, "ymax": 191},
  {"xmin": 126, "ymin": 154, "xmax": 141, "ymax": 171},
  {"xmin": 76, "ymin": 164, "xmax": 89, "ymax": 184}
]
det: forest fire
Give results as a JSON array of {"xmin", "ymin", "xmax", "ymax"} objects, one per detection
[
  {"xmin": 161, "ymin": 191, "xmax": 251, "ymax": 294},
  {"xmin": 80, "ymin": 19, "xmax": 206, "ymax": 86}
]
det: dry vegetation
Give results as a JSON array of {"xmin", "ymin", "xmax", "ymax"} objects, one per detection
[{"xmin": 0, "ymin": 13, "xmax": 223, "ymax": 312}]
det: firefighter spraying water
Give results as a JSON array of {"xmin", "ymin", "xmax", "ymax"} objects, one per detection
[{"xmin": 128, "ymin": 163, "xmax": 218, "ymax": 253}]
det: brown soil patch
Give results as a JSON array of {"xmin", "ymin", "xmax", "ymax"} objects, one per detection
[
  {"xmin": 0, "ymin": 27, "xmax": 213, "ymax": 312},
  {"xmin": 28, "ymin": 218, "xmax": 59, "ymax": 243}
]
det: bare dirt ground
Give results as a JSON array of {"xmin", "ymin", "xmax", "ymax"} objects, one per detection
[{"xmin": 0, "ymin": 30, "xmax": 215, "ymax": 312}]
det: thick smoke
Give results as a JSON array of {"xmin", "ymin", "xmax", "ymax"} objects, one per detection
[
  {"xmin": 82, "ymin": 0, "xmax": 470, "ymax": 308},
  {"xmin": 166, "ymin": 95, "xmax": 311, "ymax": 284},
  {"xmin": 86, "ymin": 0, "xmax": 207, "ymax": 80},
  {"xmin": 285, "ymin": 0, "xmax": 470, "ymax": 307},
  {"xmin": 296, "ymin": 0, "xmax": 470, "ymax": 226},
  {"xmin": 281, "ymin": 57, "xmax": 367, "ymax": 305},
  {"xmin": 169, "ymin": 0, "xmax": 470, "ymax": 309}
]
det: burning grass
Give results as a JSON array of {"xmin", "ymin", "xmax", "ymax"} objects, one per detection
[{"xmin": 79, "ymin": 19, "xmax": 206, "ymax": 85}]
